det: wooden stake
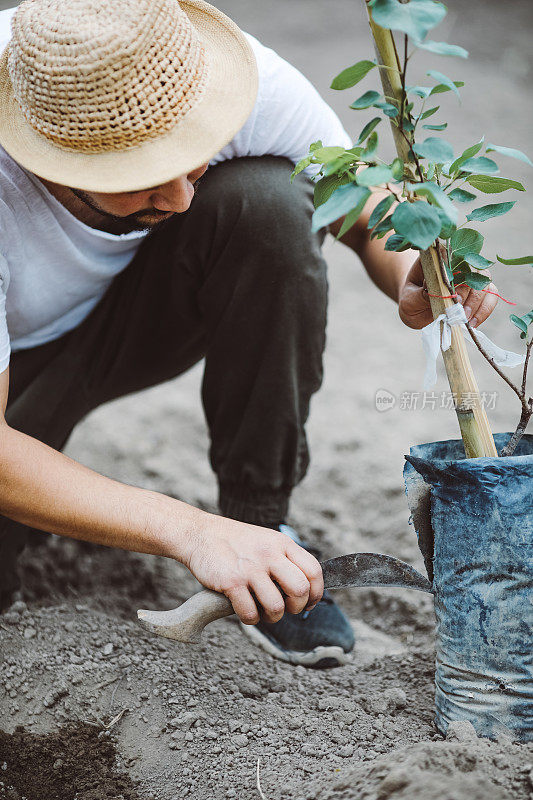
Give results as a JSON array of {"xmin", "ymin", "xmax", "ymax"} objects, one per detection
[{"xmin": 366, "ymin": 10, "xmax": 498, "ymax": 457}]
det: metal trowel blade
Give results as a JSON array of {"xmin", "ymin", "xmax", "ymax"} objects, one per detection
[{"xmin": 321, "ymin": 552, "xmax": 432, "ymax": 594}]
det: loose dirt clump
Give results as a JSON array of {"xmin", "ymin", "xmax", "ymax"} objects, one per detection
[
  {"xmin": 310, "ymin": 735, "xmax": 532, "ymax": 799},
  {"xmin": 0, "ymin": 723, "xmax": 149, "ymax": 800}
]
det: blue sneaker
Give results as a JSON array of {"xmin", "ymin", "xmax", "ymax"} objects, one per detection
[{"xmin": 240, "ymin": 525, "xmax": 355, "ymax": 668}]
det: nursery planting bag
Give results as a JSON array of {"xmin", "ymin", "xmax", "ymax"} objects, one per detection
[{"xmin": 404, "ymin": 433, "xmax": 533, "ymax": 741}]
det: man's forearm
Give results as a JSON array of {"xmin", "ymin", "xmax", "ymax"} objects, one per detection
[
  {"xmin": 355, "ymin": 228, "xmax": 418, "ymax": 303},
  {"xmin": 0, "ymin": 422, "xmax": 202, "ymax": 562},
  {"xmin": 0, "ymin": 421, "xmax": 327, "ymax": 626},
  {"xmin": 329, "ymin": 190, "xmax": 417, "ymax": 303}
]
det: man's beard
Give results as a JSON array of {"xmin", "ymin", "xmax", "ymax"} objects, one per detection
[{"xmin": 69, "ymin": 180, "xmax": 202, "ymax": 234}]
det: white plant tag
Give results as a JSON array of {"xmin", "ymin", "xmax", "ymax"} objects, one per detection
[{"xmin": 421, "ymin": 303, "xmax": 525, "ymax": 390}]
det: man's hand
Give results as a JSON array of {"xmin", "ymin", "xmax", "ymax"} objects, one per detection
[
  {"xmin": 398, "ymin": 254, "xmax": 499, "ymax": 330},
  {"xmin": 182, "ymin": 515, "xmax": 324, "ymax": 626}
]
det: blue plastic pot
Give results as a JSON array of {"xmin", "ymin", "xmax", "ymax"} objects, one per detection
[{"xmin": 404, "ymin": 433, "xmax": 533, "ymax": 742}]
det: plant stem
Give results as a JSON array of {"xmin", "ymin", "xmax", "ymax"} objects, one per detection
[
  {"xmin": 398, "ymin": 127, "xmax": 425, "ymax": 182},
  {"xmin": 435, "ymin": 242, "xmax": 454, "ymax": 294},
  {"xmin": 411, "ymin": 97, "xmax": 427, "ymax": 137},
  {"xmin": 394, "ymin": 34, "xmax": 428, "ymax": 184},
  {"xmin": 500, "ymin": 398, "xmax": 533, "ymax": 456},
  {"xmin": 398, "ymin": 35, "xmax": 408, "ymax": 132},
  {"xmin": 521, "ymin": 337, "xmax": 532, "ymax": 396},
  {"xmin": 466, "ymin": 328, "xmax": 532, "ymax": 455}
]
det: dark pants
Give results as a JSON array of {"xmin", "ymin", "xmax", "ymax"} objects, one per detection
[{"xmin": 0, "ymin": 156, "xmax": 328, "ymax": 601}]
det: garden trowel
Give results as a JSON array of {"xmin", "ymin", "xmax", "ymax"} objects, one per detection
[{"xmin": 137, "ymin": 553, "xmax": 432, "ymax": 644}]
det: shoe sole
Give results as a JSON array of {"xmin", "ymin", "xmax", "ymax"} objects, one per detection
[{"xmin": 240, "ymin": 621, "xmax": 349, "ymax": 668}]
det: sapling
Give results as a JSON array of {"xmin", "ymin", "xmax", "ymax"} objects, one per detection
[{"xmin": 293, "ymin": 0, "xmax": 532, "ymax": 457}]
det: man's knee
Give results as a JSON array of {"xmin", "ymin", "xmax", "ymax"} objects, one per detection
[
  {"xmin": 199, "ymin": 156, "xmax": 326, "ymax": 271},
  {"xmin": 190, "ymin": 156, "xmax": 328, "ymax": 321}
]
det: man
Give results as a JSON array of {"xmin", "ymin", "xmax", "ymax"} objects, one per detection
[{"xmin": 0, "ymin": 0, "xmax": 497, "ymax": 668}]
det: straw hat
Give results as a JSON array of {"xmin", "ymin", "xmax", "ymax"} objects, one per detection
[{"xmin": 0, "ymin": 0, "xmax": 258, "ymax": 192}]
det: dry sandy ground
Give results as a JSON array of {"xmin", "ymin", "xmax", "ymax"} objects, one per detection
[{"xmin": 1, "ymin": 0, "xmax": 533, "ymax": 798}]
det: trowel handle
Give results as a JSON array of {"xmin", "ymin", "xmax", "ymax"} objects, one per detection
[{"xmin": 137, "ymin": 590, "xmax": 234, "ymax": 644}]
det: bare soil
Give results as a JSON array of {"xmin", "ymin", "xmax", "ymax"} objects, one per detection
[{"xmin": 1, "ymin": 588, "xmax": 532, "ymax": 800}]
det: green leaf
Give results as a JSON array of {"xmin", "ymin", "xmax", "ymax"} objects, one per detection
[
  {"xmin": 322, "ymin": 146, "xmax": 363, "ymax": 176},
  {"xmin": 367, "ymin": 195, "xmax": 396, "ymax": 229},
  {"xmin": 430, "ymin": 80, "xmax": 464, "ymax": 95},
  {"xmin": 436, "ymin": 207, "xmax": 456, "ymax": 239},
  {"xmin": 311, "ymin": 184, "xmax": 371, "ymax": 232},
  {"xmin": 451, "ymin": 227, "xmax": 484, "ymax": 256},
  {"xmin": 336, "ymin": 192, "xmax": 374, "ymax": 239},
  {"xmin": 510, "ymin": 315, "xmax": 528, "ymax": 336},
  {"xmin": 405, "ymin": 181, "xmax": 458, "ymax": 225},
  {"xmin": 466, "ymin": 175, "xmax": 525, "ymax": 193},
  {"xmin": 407, "ymin": 85, "xmax": 432, "ymax": 99},
  {"xmin": 419, "ymin": 106, "xmax": 440, "ymax": 120},
  {"xmin": 371, "ymin": 215, "xmax": 395, "ymax": 239},
  {"xmin": 291, "ymin": 155, "xmax": 313, "ymax": 181},
  {"xmin": 453, "ymin": 264, "xmax": 491, "ymax": 289},
  {"xmin": 448, "ymin": 188, "xmax": 477, "ymax": 202},
  {"xmin": 356, "ymin": 165, "xmax": 394, "ymax": 186},
  {"xmin": 350, "ymin": 90, "xmax": 381, "ymax": 110},
  {"xmin": 309, "ymin": 141, "xmax": 323, "ymax": 152},
  {"xmin": 486, "ymin": 143, "xmax": 533, "ymax": 168},
  {"xmin": 415, "ymin": 40, "xmax": 469, "ymax": 58},
  {"xmin": 323, "ymin": 156, "xmax": 356, "ymax": 176},
  {"xmin": 423, "ymin": 122, "xmax": 448, "ymax": 131},
  {"xmin": 351, "ymin": 93, "xmax": 399, "ymax": 118},
  {"xmin": 448, "ymin": 138, "xmax": 484, "ymax": 175},
  {"xmin": 459, "ymin": 156, "xmax": 499, "ymax": 175},
  {"xmin": 384, "ymin": 233, "xmax": 412, "ymax": 252},
  {"xmin": 376, "ymin": 101, "xmax": 399, "ymax": 118},
  {"xmin": 452, "ymin": 263, "xmax": 467, "ymax": 278},
  {"xmin": 510, "ymin": 310, "xmax": 533, "ymax": 339},
  {"xmin": 372, "ymin": 0, "xmax": 447, "ymax": 41},
  {"xmin": 466, "ymin": 201, "xmax": 516, "ymax": 222},
  {"xmin": 312, "ymin": 146, "xmax": 348, "ymax": 164},
  {"xmin": 314, "ymin": 175, "xmax": 343, "ymax": 208},
  {"xmin": 391, "ymin": 158, "xmax": 404, "ymax": 180},
  {"xmin": 412, "ymin": 137, "xmax": 454, "ymax": 163},
  {"xmin": 391, "ymin": 201, "xmax": 442, "ymax": 249},
  {"xmin": 463, "ymin": 272, "xmax": 491, "ymax": 290},
  {"xmin": 361, "ymin": 131, "xmax": 379, "ymax": 161},
  {"xmin": 427, "ymin": 70, "xmax": 461, "ymax": 98},
  {"xmin": 462, "ymin": 252, "xmax": 493, "ymax": 269},
  {"xmin": 496, "ymin": 254, "xmax": 533, "ymax": 266},
  {"xmin": 331, "ymin": 60, "xmax": 376, "ymax": 90},
  {"xmin": 357, "ymin": 117, "xmax": 382, "ymax": 144}
]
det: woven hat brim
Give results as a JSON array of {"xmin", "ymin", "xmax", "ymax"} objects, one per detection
[{"xmin": 0, "ymin": 0, "xmax": 258, "ymax": 192}]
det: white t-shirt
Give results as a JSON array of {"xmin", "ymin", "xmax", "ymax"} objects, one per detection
[{"xmin": 0, "ymin": 6, "xmax": 351, "ymax": 373}]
